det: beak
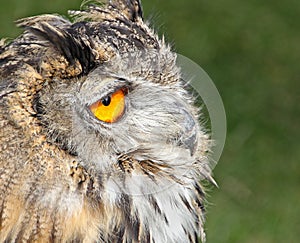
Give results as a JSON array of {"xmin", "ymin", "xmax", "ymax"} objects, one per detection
[{"xmin": 179, "ymin": 109, "xmax": 198, "ymax": 156}]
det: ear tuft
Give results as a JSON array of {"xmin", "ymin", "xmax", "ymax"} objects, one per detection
[
  {"xmin": 109, "ymin": 0, "xmax": 143, "ymax": 21},
  {"xmin": 74, "ymin": 0, "xmax": 143, "ymax": 22},
  {"xmin": 110, "ymin": 0, "xmax": 143, "ymax": 22},
  {"xmin": 17, "ymin": 15, "xmax": 96, "ymax": 75}
]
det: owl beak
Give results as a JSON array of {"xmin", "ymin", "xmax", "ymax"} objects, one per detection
[
  {"xmin": 182, "ymin": 132, "xmax": 197, "ymax": 156},
  {"xmin": 180, "ymin": 109, "xmax": 198, "ymax": 156}
]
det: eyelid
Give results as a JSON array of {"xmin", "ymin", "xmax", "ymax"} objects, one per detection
[
  {"xmin": 79, "ymin": 76, "xmax": 130, "ymax": 103},
  {"xmin": 89, "ymin": 82, "xmax": 130, "ymax": 106}
]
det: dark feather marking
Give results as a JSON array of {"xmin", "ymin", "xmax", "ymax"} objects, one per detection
[
  {"xmin": 105, "ymin": 37, "xmax": 120, "ymax": 50},
  {"xmin": 131, "ymin": 0, "xmax": 143, "ymax": 21},
  {"xmin": 0, "ymin": 79, "xmax": 17, "ymax": 99},
  {"xmin": 15, "ymin": 227, "xmax": 26, "ymax": 242},
  {"xmin": 114, "ymin": 17, "xmax": 134, "ymax": 27},
  {"xmin": 27, "ymin": 214, "xmax": 40, "ymax": 242},
  {"xmin": 131, "ymin": 215, "xmax": 141, "ymax": 242},
  {"xmin": 117, "ymin": 160, "xmax": 126, "ymax": 173},
  {"xmin": 117, "ymin": 156, "xmax": 134, "ymax": 173},
  {"xmin": 110, "ymin": 0, "xmax": 143, "ymax": 22},
  {"xmin": 28, "ymin": 26, "xmax": 73, "ymax": 61},
  {"xmin": 86, "ymin": 176, "xmax": 95, "ymax": 197},
  {"xmin": 118, "ymin": 193, "xmax": 142, "ymax": 242},
  {"xmin": 32, "ymin": 93, "xmax": 45, "ymax": 116},
  {"xmin": 194, "ymin": 215, "xmax": 200, "ymax": 230},
  {"xmin": 189, "ymin": 233, "xmax": 194, "ymax": 242},
  {"xmin": 182, "ymin": 227, "xmax": 191, "ymax": 242},
  {"xmin": 145, "ymin": 230, "xmax": 151, "ymax": 243},
  {"xmin": 190, "ymin": 233, "xmax": 196, "ymax": 243},
  {"xmin": 0, "ymin": 201, "xmax": 4, "ymax": 230},
  {"xmin": 115, "ymin": 225, "xmax": 125, "ymax": 243},
  {"xmin": 35, "ymin": 214, "xmax": 41, "ymax": 241},
  {"xmin": 139, "ymin": 160, "xmax": 160, "ymax": 181},
  {"xmin": 180, "ymin": 194, "xmax": 192, "ymax": 212},
  {"xmin": 120, "ymin": 193, "xmax": 132, "ymax": 214},
  {"xmin": 0, "ymin": 45, "xmax": 4, "ymax": 54},
  {"xmin": 140, "ymin": 166, "xmax": 156, "ymax": 181},
  {"xmin": 131, "ymin": 24, "xmax": 159, "ymax": 48},
  {"xmin": 0, "ymin": 60, "xmax": 21, "ymax": 80},
  {"xmin": 49, "ymin": 215, "xmax": 59, "ymax": 242},
  {"xmin": 129, "ymin": 35, "xmax": 145, "ymax": 49},
  {"xmin": 195, "ymin": 182, "xmax": 205, "ymax": 198},
  {"xmin": 70, "ymin": 236, "xmax": 83, "ymax": 243},
  {"xmin": 0, "ymin": 58, "xmax": 6, "ymax": 67},
  {"xmin": 15, "ymin": 211, "xmax": 33, "ymax": 242},
  {"xmin": 4, "ymin": 236, "xmax": 12, "ymax": 243},
  {"xmin": 195, "ymin": 231, "xmax": 200, "ymax": 243},
  {"xmin": 195, "ymin": 197, "xmax": 205, "ymax": 214},
  {"xmin": 163, "ymin": 214, "xmax": 169, "ymax": 225},
  {"xmin": 49, "ymin": 223, "xmax": 56, "ymax": 242},
  {"xmin": 148, "ymin": 195, "xmax": 162, "ymax": 215},
  {"xmin": 62, "ymin": 27, "xmax": 96, "ymax": 74},
  {"xmin": 194, "ymin": 183, "xmax": 206, "ymax": 214}
]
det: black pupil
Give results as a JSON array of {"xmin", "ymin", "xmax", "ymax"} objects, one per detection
[{"xmin": 101, "ymin": 96, "xmax": 111, "ymax": 106}]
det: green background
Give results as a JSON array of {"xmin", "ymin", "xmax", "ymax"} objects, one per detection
[{"xmin": 1, "ymin": 0, "xmax": 299, "ymax": 242}]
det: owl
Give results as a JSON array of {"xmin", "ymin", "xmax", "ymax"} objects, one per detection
[{"xmin": 0, "ymin": 0, "xmax": 215, "ymax": 242}]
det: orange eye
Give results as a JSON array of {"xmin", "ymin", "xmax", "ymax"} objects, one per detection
[{"xmin": 89, "ymin": 88, "xmax": 126, "ymax": 123}]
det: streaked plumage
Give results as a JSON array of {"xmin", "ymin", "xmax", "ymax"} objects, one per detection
[{"xmin": 0, "ymin": 1, "xmax": 214, "ymax": 242}]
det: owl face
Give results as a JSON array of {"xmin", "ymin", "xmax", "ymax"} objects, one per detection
[{"xmin": 37, "ymin": 51, "xmax": 203, "ymax": 177}]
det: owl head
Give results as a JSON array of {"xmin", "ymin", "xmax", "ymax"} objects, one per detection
[{"xmin": 10, "ymin": 0, "xmax": 211, "ymax": 193}]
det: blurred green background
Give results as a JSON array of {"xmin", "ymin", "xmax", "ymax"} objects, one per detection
[{"xmin": 1, "ymin": 0, "xmax": 299, "ymax": 242}]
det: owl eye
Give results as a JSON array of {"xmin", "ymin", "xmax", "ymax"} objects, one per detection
[{"xmin": 89, "ymin": 88, "xmax": 126, "ymax": 123}]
